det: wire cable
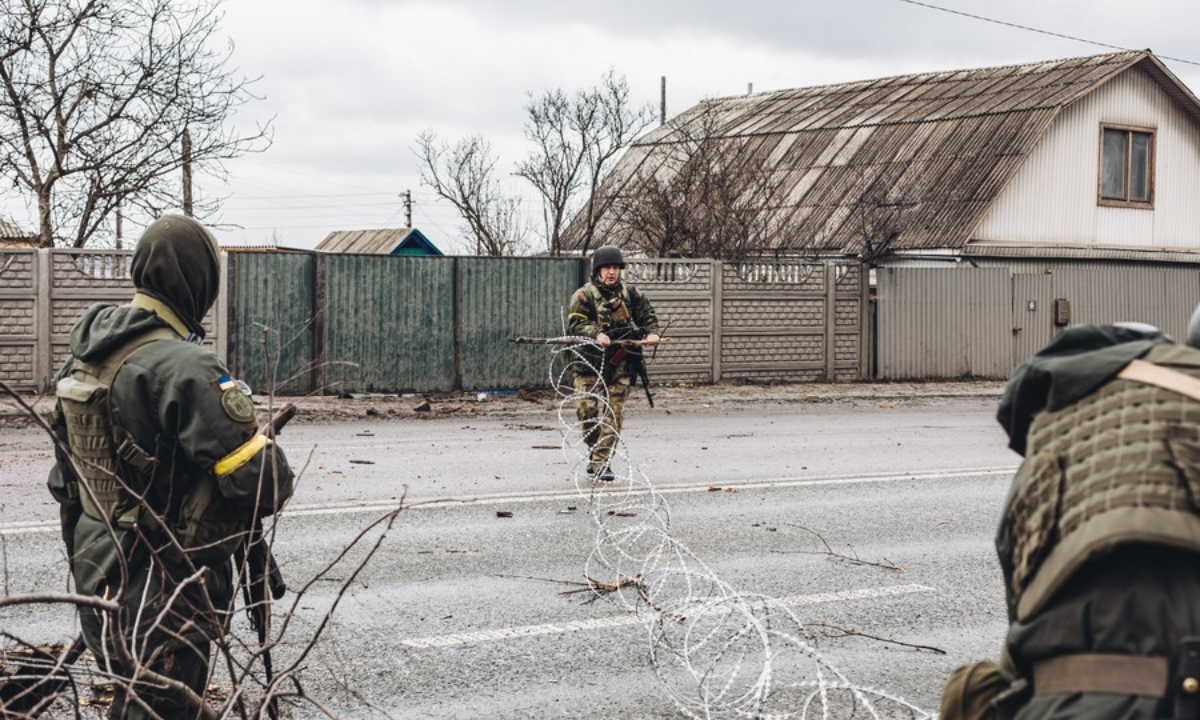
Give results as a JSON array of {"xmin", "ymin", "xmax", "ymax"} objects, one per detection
[{"xmin": 896, "ymin": 0, "xmax": 1200, "ymax": 67}]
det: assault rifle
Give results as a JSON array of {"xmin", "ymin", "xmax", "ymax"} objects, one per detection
[
  {"xmin": 236, "ymin": 401, "xmax": 296, "ymax": 720},
  {"xmin": 511, "ymin": 335, "xmax": 663, "ymax": 407},
  {"xmin": 602, "ymin": 325, "xmax": 655, "ymax": 407}
]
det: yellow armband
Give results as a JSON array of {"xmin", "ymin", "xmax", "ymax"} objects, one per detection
[{"xmin": 213, "ymin": 434, "xmax": 268, "ymax": 477}]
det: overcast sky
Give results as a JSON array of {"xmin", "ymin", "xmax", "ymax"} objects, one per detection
[{"xmin": 56, "ymin": 0, "xmax": 1200, "ymax": 252}]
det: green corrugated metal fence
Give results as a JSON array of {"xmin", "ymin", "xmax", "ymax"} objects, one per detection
[
  {"xmin": 226, "ymin": 253, "xmax": 585, "ymax": 395},
  {"xmin": 225, "ymin": 252, "xmax": 316, "ymax": 395},
  {"xmin": 457, "ymin": 257, "xmax": 582, "ymax": 389},
  {"xmin": 322, "ymin": 254, "xmax": 456, "ymax": 394}
]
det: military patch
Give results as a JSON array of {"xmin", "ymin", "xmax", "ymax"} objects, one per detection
[{"xmin": 221, "ymin": 386, "xmax": 257, "ymax": 424}]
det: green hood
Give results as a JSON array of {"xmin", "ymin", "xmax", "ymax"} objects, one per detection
[
  {"xmin": 69, "ymin": 304, "xmax": 169, "ymax": 364},
  {"xmin": 131, "ymin": 215, "xmax": 220, "ymax": 338}
]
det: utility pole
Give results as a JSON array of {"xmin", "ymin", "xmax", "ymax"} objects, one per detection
[
  {"xmin": 115, "ymin": 200, "xmax": 123, "ymax": 250},
  {"xmin": 181, "ymin": 128, "xmax": 193, "ymax": 217},
  {"xmin": 660, "ymin": 76, "xmax": 667, "ymax": 126},
  {"xmin": 402, "ymin": 189, "xmax": 413, "ymax": 227}
]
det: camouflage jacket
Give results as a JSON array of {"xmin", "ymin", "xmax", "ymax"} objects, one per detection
[{"xmin": 566, "ymin": 279, "xmax": 659, "ymax": 379}]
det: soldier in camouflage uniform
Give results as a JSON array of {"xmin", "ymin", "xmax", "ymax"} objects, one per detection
[
  {"xmin": 567, "ymin": 245, "xmax": 660, "ymax": 482},
  {"xmin": 46, "ymin": 215, "xmax": 294, "ymax": 719},
  {"xmin": 941, "ymin": 316, "xmax": 1200, "ymax": 720}
]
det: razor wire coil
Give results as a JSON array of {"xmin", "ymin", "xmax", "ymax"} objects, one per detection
[{"xmin": 549, "ymin": 338, "xmax": 937, "ymax": 720}]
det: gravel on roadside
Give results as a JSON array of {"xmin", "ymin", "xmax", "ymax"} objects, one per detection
[{"xmin": 0, "ymin": 379, "xmax": 1007, "ymax": 429}]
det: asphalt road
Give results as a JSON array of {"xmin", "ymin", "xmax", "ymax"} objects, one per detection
[{"xmin": 0, "ymin": 396, "xmax": 1019, "ymax": 718}]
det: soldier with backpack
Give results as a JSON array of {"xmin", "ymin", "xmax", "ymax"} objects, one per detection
[
  {"xmin": 46, "ymin": 215, "xmax": 294, "ymax": 719},
  {"xmin": 941, "ymin": 312, "xmax": 1200, "ymax": 720}
]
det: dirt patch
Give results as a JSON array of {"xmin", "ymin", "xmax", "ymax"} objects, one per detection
[{"xmin": 0, "ymin": 380, "xmax": 1006, "ymax": 429}]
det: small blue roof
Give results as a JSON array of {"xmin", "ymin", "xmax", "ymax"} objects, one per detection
[{"xmin": 316, "ymin": 227, "xmax": 444, "ymax": 256}]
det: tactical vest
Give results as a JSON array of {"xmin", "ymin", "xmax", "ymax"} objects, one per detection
[
  {"xmin": 578, "ymin": 282, "xmax": 640, "ymax": 379},
  {"xmin": 585, "ymin": 281, "xmax": 637, "ymax": 329},
  {"xmin": 1007, "ymin": 344, "xmax": 1200, "ymax": 621},
  {"xmin": 55, "ymin": 328, "xmax": 177, "ymax": 527}
]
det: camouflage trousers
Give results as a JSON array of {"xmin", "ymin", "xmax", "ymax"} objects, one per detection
[{"xmin": 574, "ymin": 375, "xmax": 631, "ymax": 471}]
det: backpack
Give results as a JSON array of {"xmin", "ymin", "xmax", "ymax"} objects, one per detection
[{"xmin": 54, "ymin": 328, "xmax": 178, "ymax": 528}]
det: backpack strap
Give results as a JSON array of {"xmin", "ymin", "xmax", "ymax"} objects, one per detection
[{"xmin": 1118, "ymin": 360, "xmax": 1200, "ymax": 402}]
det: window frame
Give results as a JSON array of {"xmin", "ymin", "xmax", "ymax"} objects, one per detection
[{"xmin": 1097, "ymin": 123, "xmax": 1156, "ymax": 209}]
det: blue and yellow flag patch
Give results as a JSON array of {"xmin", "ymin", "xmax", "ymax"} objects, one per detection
[{"xmin": 217, "ymin": 375, "xmax": 237, "ymax": 391}]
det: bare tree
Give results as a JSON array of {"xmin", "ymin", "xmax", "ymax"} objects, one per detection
[
  {"xmin": 414, "ymin": 131, "xmax": 526, "ymax": 256},
  {"xmin": 0, "ymin": 0, "xmax": 271, "ymax": 249},
  {"xmin": 518, "ymin": 71, "xmax": 653, "ymax": 256},
  {"xmin": 848, "ymin": 164, "xmax": 914, "ymax": 267},
  {"xmin": 610, "ymin": 104, "xmax": 796, "ymax": 262}
]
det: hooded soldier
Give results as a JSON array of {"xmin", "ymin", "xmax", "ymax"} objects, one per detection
[
  {"xmin": 566, "ymin": 245, "xmax": 660, "ymax": 481},
  {"xmin": 47, "ymin": 215, "xmax": 294, "ymax": 719}
]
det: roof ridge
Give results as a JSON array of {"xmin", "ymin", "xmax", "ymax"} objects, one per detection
[{"xmin": 706, "ymin": 49, "xmax": 1148, "ymax": 104}]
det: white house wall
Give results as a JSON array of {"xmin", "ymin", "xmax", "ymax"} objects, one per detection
[{"xmin": 973, "ymin": 67, "xmax": 1200, "ymax": 249}]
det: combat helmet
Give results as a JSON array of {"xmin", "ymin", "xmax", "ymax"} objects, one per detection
[{"xmin": 591, "ymin": 245, "xmax": 625, "ymax": 274}]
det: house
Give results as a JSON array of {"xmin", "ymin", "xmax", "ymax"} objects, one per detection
[
  {"xmin": 584, "ymin": 50, "xmax": 1200, "ymax": 264},
  {"xmin": 316, "ymin": 227, "xmax": 444, "ymax": 256},
  {"xmin": 0, "ymin": 218, "xmax": 39, "ymax": 248},
  {"xmin": 578, "ymin": 51, "xmax": 1200, "ymax": 378}
]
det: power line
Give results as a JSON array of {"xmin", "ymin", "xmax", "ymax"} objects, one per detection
[
  {"xmin": 221, "ymin": 201, "xmax": 405, "ymax": 213},
  {"xmin": 895, "ymin": 0, "xmax": 1200, "ymax": 67},
  {"xmin": 224, "ymin": 191, "xmax": 398, "ymax": 201}
]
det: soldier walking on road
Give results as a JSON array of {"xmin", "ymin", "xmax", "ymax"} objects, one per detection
[
  {"xmin": 46, "ymin": 215, "xmax": 294, "ymax": 719},
  {"xmin": 567, "ymin": 245, "xmax": 660, "ymax": 482},
  {"xmin": 941, "ymin": 312, "xmax": 1200, "ymax": 720}
]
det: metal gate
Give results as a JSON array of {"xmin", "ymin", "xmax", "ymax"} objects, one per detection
[
  {"xmin": 1012, "ymin": 273, "xmax": 1053, "ymax": 368},
  {"xmin": 878, "ymin": 264, "xmax": 1200, "ymax": 380}
]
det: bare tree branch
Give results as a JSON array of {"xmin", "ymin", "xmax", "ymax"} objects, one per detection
[
  {"xmin": 780, "ymin": 524, "xmax": 906, "ymax": 571},
  {"xmin": 414, "ymin": 131, "xmax": 526, "ymax": 256},
  {"xmin": 605, "ymin": 102, "xmax": 799, "ymax": 262},
  {"xmin": 0, "ymin": 0, "xmax": 271, "ymax": 248},
  {"xmin": 519, "ymin": 71, "xmax": 653, "ymax": 255}
]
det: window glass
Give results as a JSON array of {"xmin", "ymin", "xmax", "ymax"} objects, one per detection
[
  {"xmin": 1130, "ymin": 132, "xmax": 1151, "ymax": 202},
  {"xmin": 1100, "ymin": 128, "xmax": 1127, "ymax": 199}
]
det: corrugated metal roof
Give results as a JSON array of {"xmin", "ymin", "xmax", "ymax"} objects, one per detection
[
  {"xmin": 316, "ymin": 228, "xmax": 416, "ymax": 254},
  {"xmin": 573, "ymin": 51, "xmax": 1200, "ymax": 255},
  {"xmin": 222, "ymin": 245, "xmax": 311, "ymax": 253},
  {"xmin": 0, "ymin": 217, "xmax": 35, "ymax": 241}
]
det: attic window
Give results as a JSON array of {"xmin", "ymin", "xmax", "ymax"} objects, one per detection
[{"xmin": 1099, "ymin": 125, "xmax": 1154, "ymax": 207}]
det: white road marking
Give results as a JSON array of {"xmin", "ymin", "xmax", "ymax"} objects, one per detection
[
  {"xmin": 0, "ymin": 467, "xmax": 1015, "ymax": 536},
  {"xmin": 284, "ymin": 466, "xmax": 1016, "ymax": 516},
  {"xmin": 399, "ymin": 583, "xmax": 936, "ymax": 649}
]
